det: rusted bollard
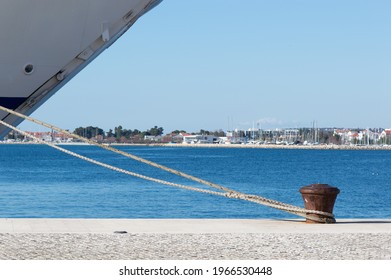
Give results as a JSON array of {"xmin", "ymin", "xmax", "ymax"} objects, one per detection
[{"xmin": 299, "ymin": 184, "xmax": 340, "ymax": 224}]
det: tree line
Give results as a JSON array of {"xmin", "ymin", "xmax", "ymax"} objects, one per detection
[{"xmin": 73, "ymin": 125, "xmax": 164, "ymax": 140}]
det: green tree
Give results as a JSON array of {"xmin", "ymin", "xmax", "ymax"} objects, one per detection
[
  {"xmin": 146, "ymin": 126, "xmax": 164, "ymax": 136},
  {"xmin": 73, "ymin": 126, "xmax": 104, "ymax": 139},
  {"xmin": 107, "ymin": 129, "xmax": 114, "ymax": 138},
  {"xmin": 132, "ymin": 129, "xmax": 141, "ymax": 136},
  {"xmin": 171, "ymin": 130, "xmax": 187, "ymax": 134},
  {"xmin": 114, "ymin": 125, "xmax": 123, "ymax": 140},
  {"xmin": 197, "ymin": 129, "xmax": 210, "ymax": 135},
  {"xmin": 212, "ymin": 130, "xmax": 226, "ymax": 137},
  {"xmin": 121, "ymin": 129, "xmax": 133, "ymax": 138}
]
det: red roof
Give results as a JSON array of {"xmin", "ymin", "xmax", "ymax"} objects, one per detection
[{"xmin": 180, "ymin": 133, "xmax": 192, "ymax": 137}]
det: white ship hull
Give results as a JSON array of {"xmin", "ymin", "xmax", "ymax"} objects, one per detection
[{"xmin": 0, "ymin": 0, "xmax": 162, "ymax": 138}]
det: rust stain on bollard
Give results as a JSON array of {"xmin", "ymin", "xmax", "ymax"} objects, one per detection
[{"xmin": 299, "ymin": 184, "xmax": 340, "ymax": 224}]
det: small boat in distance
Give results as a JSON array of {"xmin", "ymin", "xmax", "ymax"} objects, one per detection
[{"xmin": 0, "ymin": 0, "xmax": 163, "ymax": 138}]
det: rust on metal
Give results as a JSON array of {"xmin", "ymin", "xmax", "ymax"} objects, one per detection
[{"xmin": 299, "ymin": 183, "xmax": 340, "ymax": 224}]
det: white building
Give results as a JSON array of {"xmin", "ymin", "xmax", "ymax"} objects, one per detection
[{"xmin": 182, "ymin": 133, "xmax": 220, "ymax": 144}]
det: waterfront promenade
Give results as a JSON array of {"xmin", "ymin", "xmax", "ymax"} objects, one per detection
[{"xmin": 0, "ymin": 219, "xmax": 390, "ymax": 260}]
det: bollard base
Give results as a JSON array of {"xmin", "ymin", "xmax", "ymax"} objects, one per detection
[{"xmin": 305, "ymin": 214, "xmax": 336, "ymax": 224}]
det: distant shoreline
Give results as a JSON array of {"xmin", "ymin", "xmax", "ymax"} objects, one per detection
[
  {"xmin": 164, "ymin": 143, "xmax": 391, "ymax": 150},
  {"xmin": 2, "ymin": 141, "xmax": 391, "ymax": 150}
]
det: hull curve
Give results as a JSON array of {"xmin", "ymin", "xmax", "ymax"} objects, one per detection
[{"xmin": 0, "ymin": 0, "xmax": 162, "ymax": 138}]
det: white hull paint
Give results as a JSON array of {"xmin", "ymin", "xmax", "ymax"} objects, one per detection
[{"xmin": 0, "ymin": 0, "xmax": 162, "ymax": 138}]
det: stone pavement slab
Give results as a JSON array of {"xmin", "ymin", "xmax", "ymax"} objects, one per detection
[
  {"xmin": 1, "ymin": 219, "xmax": 391, "ymax": 259},
  {"xmin": 0, "ymin": 218, "xmax": 390, "ymax": 233}
]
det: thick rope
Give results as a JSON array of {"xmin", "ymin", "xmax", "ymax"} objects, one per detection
[{"xmin": 0, "ymin": 105, "xmax": 335, "ymax": 223}]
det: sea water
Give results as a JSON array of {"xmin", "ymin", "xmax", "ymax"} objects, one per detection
[{"xmin": 0, "ymin": 144, "xmax": 390, "ymax": 219}]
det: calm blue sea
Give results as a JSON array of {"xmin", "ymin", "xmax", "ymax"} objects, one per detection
[{"xmin": 0, "ymin": 144, "xmax": 390, "ymax": 219}]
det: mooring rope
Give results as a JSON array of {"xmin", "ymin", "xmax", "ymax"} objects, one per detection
[{"xmin": 0, "ymin": 105, "xmax": 335, "ymax": 223}]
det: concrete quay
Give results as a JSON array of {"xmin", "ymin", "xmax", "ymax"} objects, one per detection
[{"xmin": 0, "ymin": 219, "xmax": 390, "ymax": 260}]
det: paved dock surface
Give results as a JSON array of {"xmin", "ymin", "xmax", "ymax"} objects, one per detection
[{"xmin": 0, "ymin": 219, "xmax": 390, "ymax": 260}]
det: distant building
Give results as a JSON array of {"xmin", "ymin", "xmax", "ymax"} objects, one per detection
[
  {"xmin": 26, "ymin": 131, "xmax": 74, "ymax": 143},
  {"xmin": 27, "ymin": 131, "xmax": 52, "ymax": 142},
  {"xmin": 180, "ymin": 133, "xmax": 221, "ymax": 144},
  {"xmin": 195, "ymin": 135, "xmax": 220, "ymax": 144},
  {"xmin": 380, "ymin": 129, "xmax": 391, "ymax": 144},
  {"xmin": 181, "ymin": 133, "xmax": 197, "ymax": 144},
  {"xmin": 144, "ymin": 135, "xmax": 163, "ymax": 142}
]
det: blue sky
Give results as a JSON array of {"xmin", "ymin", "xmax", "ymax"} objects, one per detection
[{"xmin": 21, "ymin": 0, "xmax": 391, "ymax": 133}]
